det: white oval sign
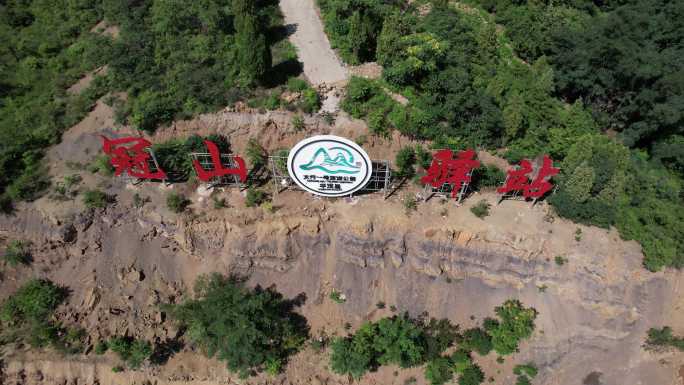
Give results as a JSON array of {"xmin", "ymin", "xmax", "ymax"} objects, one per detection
[{"xmin": 287, "ymin": 135, "xmax": 373, "ymax": 197}]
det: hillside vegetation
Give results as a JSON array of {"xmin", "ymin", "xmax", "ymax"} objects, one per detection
[
  {"xmin": 321, "ymin": 0, "xmax": 684, "ymax": 271},
  {"xmin": 0, "ymin": 0, "xmax": 291, "ymax": 209}
]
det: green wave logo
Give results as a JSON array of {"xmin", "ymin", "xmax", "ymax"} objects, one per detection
[{"xmin": 299, "ymin": 146, "xmax": 361, "ymax": 174}]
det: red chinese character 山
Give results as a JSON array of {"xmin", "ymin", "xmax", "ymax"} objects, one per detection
[
  {"xmin": 421, "ymin": 149, "xmax": 481, "ymax": 199},
  {"xmin": 192, "ymin": 140, "xmax": 247, "ymax": 183},
  {"xmin": 101, "ymin": 136, "xmax": 167, "ymax": 180},
  {"xmin": 498, "ymin": 155, "xmax": 559, "ymax": 199}
]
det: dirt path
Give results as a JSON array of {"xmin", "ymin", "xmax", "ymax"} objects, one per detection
[{"xmin": 279, "ymin": 0, "xmax": 348, "ymax": 85}]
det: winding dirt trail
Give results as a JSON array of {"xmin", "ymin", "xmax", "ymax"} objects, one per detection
[{"xmin": 279, "ymin": 0, "xmax": 348, "ymax": 85}]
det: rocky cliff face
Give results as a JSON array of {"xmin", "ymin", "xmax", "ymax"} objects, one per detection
[
  {"xmin": 0, "ymin": 104, "xmax": 681, "ymax": 385},
  {"xmin": 1, "ymin": 183, "xmax": 680, "ymax": 385}
]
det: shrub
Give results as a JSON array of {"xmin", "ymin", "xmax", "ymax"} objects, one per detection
[
  {"xmin": 213, "ymin": 197, "xmax": 228, "ymax": 209},
  {"xmin": 264, "ymin": 93, "xmax": 282, "ymax": 110},
  {"xmin": 108, "ymin": 336, "xmax": 152, "ymax": 369},
  {"xmin": 5, "ymin": 165, "xmax": 51, "ymax": 202},
  {"xmin": 396, "ymin": 147, "xmax": 417, "ymax": 177},
  {"xmin": 472, "ymin": 165, "xmax": 506, "ymax": 191},
  {"xmin": 165, "ymin": 274, "xmax": 308, "ymax": 377},
  {"xmin": 330, "ymin": 332, "xmax": 374, "ymax": 379},
  {"xmin": 0, "ymin": 279, "xmax": 67, "ymax": 347},
  {"xmin": 458, "ymin": 364, "xmax": 485, "ymax": 385},
  {"xmin": 554, "ymin": 256, "xmax": 567, "ymax": 266},
  {"xmin": 300, "ymin": 89, "xmax": 321, "ymax": 113},
  {"xmin": 331, "ymin": 314, "xmax": 428, "ymax": 379},
  {"xmin": 274, "ymin": 149, "xmax": 290, "ymax": 174},
  {"xmin": 459, "ymin": 328, "xmax": 493, "ymax": 356},
  {"xmin": 513, "ymin": 363, "xmax": 538, "ymax": 378},
  {"xmin": 246, "ymin": 138, "xmax": 267, "ymax": 169},
  {"xmin": 133, "ymin": 193, "xmax": 148, "ymax": 208},
  {"xmin": 645, "ymin": 327, "xmax": 684, "ymax": 351},
  {"xmin": 330, "ymin": 290, "xmax": 346, "ymax": 304},
  {"xmin": 484, "ymin": 300, "xmax": 537, "ymax": 355},
  {"xmin": 415, "ymin": 146, "xmax": 433, "ymax": 170},
  {"xmin": 403, "ymin": 195, "xmax": 417, "ymax": 214},
  {"xmin": 425, "ymin": 356, "xmax": 454, "ymax": 385},
  {"xmin": 246, "ymin": 188, "xmax": 268, "ymax": 208},
  {"xmin": 95, "ymin": 340, "xmax": 109, "ymax": 355},
  {"xmin": 292, "ymin": 115, "xmax": 305, "ymax": 131},
  {"xmin": 83, "ymin": 190, "xmax": 110, "ymax": 209},
  {"xmin": 166, "ymin": 192, "xmax": 190, "ymax": 213},
  {"xmin": 287, "ymin": 78, "xmax": 309, "ymax": 92},
  {"xmin": 88, "ymin": 155, "xmax": 115, "ymax": 176},
  {"xmin": 470, "ymin": 200, "xmax": 491, "ymax": 219},
  {"xmin": 3, "ymin": 240, "xmax": 32, "ymax": 266}
]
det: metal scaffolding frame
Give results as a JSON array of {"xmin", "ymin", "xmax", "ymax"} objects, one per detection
[
  {"xmin": 497, "ymin": 156, "xmax": 561, "ymax": 205},
  {"xmin": 268, "ymin": 157, "xmax": 393, "ymax": 196},
  {"xmin": 189, "ymin": 152, "xmax": 245, "ymax": 188},
  {"xmin": 422, "ymin": 170, "xmax": 474, "ymax": 204}
]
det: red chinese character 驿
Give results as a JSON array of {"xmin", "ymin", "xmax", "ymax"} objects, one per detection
[
  {"xmin": 192, "ymin": 140, "xmax": 247, "ymax": 183},
  {"xmin": 421, "ymin": 149, "xmax": 481, "ymax": 199},
  {"xmin": 497, "ymin": 155, "xmax": 559, "ymax": 199},
  {"xmin": 101, "ymin": 136, "xmax": 167, "ymax": 180}
]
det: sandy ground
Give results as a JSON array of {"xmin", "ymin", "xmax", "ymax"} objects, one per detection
[{"xmin": 279, "ymin": 0, "xmax": 348, "ymax": 85}]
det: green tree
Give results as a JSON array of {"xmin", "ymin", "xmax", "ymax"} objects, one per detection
[
  {"xmin": 330, "ymin": 326, "xmax": 375, "ymax": 379},
  {"xmin": 460, "ymin": 328, "xmax": 493, "ymax": 356},
  {"xmin": 458, "ymin": 364, "xmax": 485, "ymax": 385},
  {"xmin": 425, "ymin": 356, "xmax": 454, "ymax": 385},
  {"xmin": 549, "ymin": 0, "xmax": 684, "ymax": 151},
  {"xmin": 395, "ymin": 147, "xmax": 417, "ymax": 177},
  {"xmin": 484, "ymin": 300, "xmax": 537, "ymax": 355},
  {"xmin": 233, "ymin": 0, "xmax": 271, "ymax": 86},
  {"xmin": 3, "ymin": 240, "xmax": 32, "ymax": 266},
  {"xmin": 373, "ymin": 314, "xmax": 426, "ymax": 368},
  {"xmin": 0, "ymin": 279, "xmax": 67, "ymax": 347},
  {"xmin": 550, "ymin": 134, "xmax": 630, "ymax": 227},
  {"xmin": 166, "ymin": 274, "xmax": 308, "ymax": 377},
  {"xmin": 108, "ymin": 336, "xmax": 153, "ymax": 369}
]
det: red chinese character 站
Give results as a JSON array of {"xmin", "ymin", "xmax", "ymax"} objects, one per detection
[
  {"xmin": 525, "ymin": 155, "xmax": 560, "ymax": 198},
  {"xmin": 498, "ymin": 155, "xmax": 559, "ymax": 199},
  {"xmin": 497, "ymin": 160, "xmax": 533, "ymax": 195},
  {"xmin": 101, "ymin": 136, "xmax": 167, "ymax": 180},
  {"xmin": 421, "ymin": 149, "xmax": 480, "ymax": 199},
  {"xmin": 192, "ymin": 140, "xmax": 247, "ymax": 183}
]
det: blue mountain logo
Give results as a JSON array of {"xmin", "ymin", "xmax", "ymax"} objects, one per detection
[{"xmin": 299, "ymin": 146, "xmax": 361, "ymax": 174}]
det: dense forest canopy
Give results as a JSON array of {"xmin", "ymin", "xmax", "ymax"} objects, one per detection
[
  {"xmin": 323, "ymin": 0, "xmax": 683, "ymax": 271},
  {"xmin": 0, "ymin": 0, "xmax": 286, "ymax": 207},
  {"xmin": 0, "ymin": 0, "xmax": 681, "ymax": 270}
]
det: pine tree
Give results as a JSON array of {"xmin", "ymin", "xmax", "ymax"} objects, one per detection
[{"xmin": 233, "ymin": 0, "xmax": 271, "ymax": 86}]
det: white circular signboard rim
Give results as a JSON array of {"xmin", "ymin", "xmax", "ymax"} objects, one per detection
[{"xmin": 287, "ymin": 135, "xmax": 373, "ymax": 197}]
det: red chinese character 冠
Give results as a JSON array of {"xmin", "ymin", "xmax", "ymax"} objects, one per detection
[
  {"xmin": 498, "ymin": 155, "xmax": 559, "ymax": 199},
  {"xmin": 101, "ymin": 136, "xmax": 167, "ymax": 180},
  {"xmin": 192, "ymin": 140, "xmax": 247, "ymax": 183},
  {"xmin": 421, "ymin": 149, "xmax": 481, "ymax": 199}
]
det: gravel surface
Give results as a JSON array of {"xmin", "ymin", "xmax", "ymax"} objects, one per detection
[{"xmin": 279, "ymin": 0, "xmax": 348, "ymax": 85}]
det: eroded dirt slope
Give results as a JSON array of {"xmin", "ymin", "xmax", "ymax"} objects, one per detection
[{"xmin": 1, "ymin": 103, "xmax": 683, "ymax": 385}]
